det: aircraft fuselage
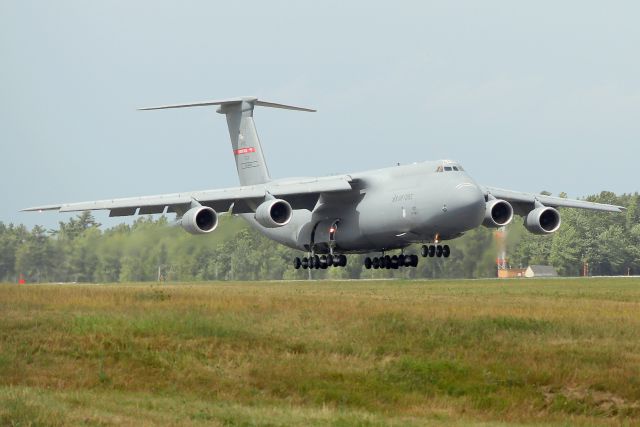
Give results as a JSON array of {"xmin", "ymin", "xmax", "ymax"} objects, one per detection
[{"xmin": 242, "ymin": 160, "xmax": 486, "ymax": 254}]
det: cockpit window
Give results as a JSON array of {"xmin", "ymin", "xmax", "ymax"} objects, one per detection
[{"xmin": 436, "ymin": 163, "xmax": 464, "ymax": 172}]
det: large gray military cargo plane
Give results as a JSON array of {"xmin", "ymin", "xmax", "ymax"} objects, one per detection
[{"xmin": 24, "ymin": 97, "xmax": 625, "ymax": 270}]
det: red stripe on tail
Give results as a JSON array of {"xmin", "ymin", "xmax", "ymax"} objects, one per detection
[{"xmin": 233, "ymin": 147, "xmax": 256, "ymax": 155}]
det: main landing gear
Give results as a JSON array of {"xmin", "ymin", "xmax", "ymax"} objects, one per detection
[
  {"xmin": 294, "ymin": 254, "xmax": 348, "ymax": 270},
  {"xmin": 364, "ymin": 254, "xmax": 419, "ymax": 270},
  {"xmin": 421, "ymin": 244, "xmax": 450, "ymax": 258}
]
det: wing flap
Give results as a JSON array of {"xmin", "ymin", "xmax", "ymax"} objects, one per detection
[
  {"xmin": 138, "ymin": 206, "xmax": 166, "ymax": 215},
  {"xmin": 109, "ymin": 207, "xmax": 138, "ymax": 217}
]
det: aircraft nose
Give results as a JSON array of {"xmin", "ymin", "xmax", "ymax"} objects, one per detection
[{"xmin": 445, "ymin": 182, "xmax": 486, "ymax": 228}]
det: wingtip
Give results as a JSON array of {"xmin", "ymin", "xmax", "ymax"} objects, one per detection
[{"xmin": 21, "ymin": 205, "xmax": 62, "ymax": 213}]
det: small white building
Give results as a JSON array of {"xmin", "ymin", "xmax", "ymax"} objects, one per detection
[{"xmin": 525, "ymin": 265, "xmax": 558, "ymax": 278}]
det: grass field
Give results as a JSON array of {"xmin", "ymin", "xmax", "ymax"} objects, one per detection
[{"xmin": 1, "ymin": 278, "xmax": 640, "ymax": 426}]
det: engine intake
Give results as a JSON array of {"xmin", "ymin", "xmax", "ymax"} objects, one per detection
[
  {"xmin": 482, "ymin": 199, "xmax": 514, "ymax": 228},
  {"xmin": 255, "ymin": 199, "xmax": 292, "ymax": 228},
  {"xmin": 525, "ymin": 207, "xmax": 561, "ymax": 235},
  {"xmin": 180, "ymin": 206, "xmax": 218, "ymax": 234}
]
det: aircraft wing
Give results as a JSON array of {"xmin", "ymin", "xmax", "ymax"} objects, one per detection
[
  {"xmin": 23, "ymin": 175, "xmax": 355, "ymax": 217},
  {"xmin": 482, "ymin": 186, "xmax": 626, "ymax": 215}
]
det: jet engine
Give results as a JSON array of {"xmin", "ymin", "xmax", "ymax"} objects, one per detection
[
  {"xmin": 524, "ymin": 206, "xmax": 561, "ymax": 235},
  {"xmin": 482, "ymin": 199, "xmax": 514, "ymax": 228},
  {"xmin": 254, "ymin": 199, "xmax": 292, "ymax": 228},
  {"xmin": 180, "ymin": 206, "xmax": 218, "ymax": 234}
]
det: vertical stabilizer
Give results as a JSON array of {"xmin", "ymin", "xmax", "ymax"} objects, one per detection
[
  {"xmin": 139, "ymin": 97, "xmax": 315, "ymax": 186},
  {"xmin": 218, "ymin": 99, "xmax": 270, "ymax": 186}
]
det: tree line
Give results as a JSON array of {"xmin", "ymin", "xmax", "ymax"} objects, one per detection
[{"xmin": 0, "ymin": 192, "xmax": 638, "ymax": 283}]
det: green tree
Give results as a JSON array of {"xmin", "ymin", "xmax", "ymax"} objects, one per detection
[
  {"xmin": 15, "ymin": 225, "xmax": 59, "ymax": 282},
  {"xmin": 66, "ymin": 227, "xmax": 101, "ymax": 282},
  {"xmin": 0, "ymin": 223, "xmax": 29, "ymax": 281}
]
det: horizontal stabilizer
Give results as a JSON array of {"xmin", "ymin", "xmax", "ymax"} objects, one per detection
[{"xmin": 138, "ymin": 97, "xmax": 316, "ymax": 112}]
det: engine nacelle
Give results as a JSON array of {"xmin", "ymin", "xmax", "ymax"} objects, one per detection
[
  {"xmin": 254, "ymin": 199, "xmax": 292, "ymax": 228},
  {"xmin": 180, "ymin": 206, "xmax": 218, "ymax": 234},
  {"xmin": 482, "ymin": 199, "xmax": 514, "ymax": 228},
  {"xmin": 525, "ymin": 207, "xmax": 561, "ymax": 235}
]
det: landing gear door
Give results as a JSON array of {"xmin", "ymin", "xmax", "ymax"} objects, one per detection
[
  {"xmin": 313, "ymin": 219, "xmax": 338, "ymax": 243},
  {"xmin": 312, "ymin": 219, "xmax": 340, "ymax": 253}
]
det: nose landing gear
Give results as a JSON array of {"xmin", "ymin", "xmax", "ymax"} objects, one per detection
[{"xmin": 421, "ymin": 244, "xmax": 450, "ymax": 258}]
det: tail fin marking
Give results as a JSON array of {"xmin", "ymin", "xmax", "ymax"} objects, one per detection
[{"xmin": 139, "ymin": 97, "xmax": 314, "ymax": 186}]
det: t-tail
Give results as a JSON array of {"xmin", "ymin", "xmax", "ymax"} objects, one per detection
[{"xmin": 139, "ymin": 97, "xmax": 315, "ymax": 186}]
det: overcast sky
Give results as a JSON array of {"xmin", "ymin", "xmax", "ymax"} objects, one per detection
[{"xmin": 1, "ymin": 1, "xmax": 639, "ymax": 229}]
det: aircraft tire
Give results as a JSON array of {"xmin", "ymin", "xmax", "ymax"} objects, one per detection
[
  {"xmin": 436, "ymin": 245, "xmax": 443, "ymax": 258},
  {"xmin": 421, "ymin": 245, "xmax": 428, "ymax": 257},
  {"xmin": 326, "ymin": 254, "xmax": 334, "ymax": 267},
  {"xmin": 428, "ymin": 245, "xmax": 436, "ymax": 257},
  {"xmin": 339, "ymin": 255, "xmax": 347, "ymax": 267},
  {"xmin": 391, "ymin": 255, "xmax": 399, "ymax": 269},
  {"xmin": 401, "ymin": 255, "xmax": 410, "ymax": 267},
  {"xmin": 411, "ymin": 254, "xmax": 419, "ymax": 267},
  {"xmin": 320, "ymin": 255, "xmax": 328, "ymax": 269},
  {"xmin": 301, "ymin": 257, "xmax": 308, "ymax": 269},
  {"xmin": 294, "ymin": 257, "xmax": 301, "ymax": 269},
  {"xmin": 372, "ymin": 257, "xmax": 380, "ymax": 269},
  {"xmin": 443, "ymin": 245, "xmax": 451, "ymax": 258},
  {"xmin": 313, "ymin": 255, "xmax": 321, "ymax": 269},
  {"xmin": 398, "ymin": 254, "xmax": 406, "ymax": 266},
  {"xmin": 364, "ymin": 257, "xmax": 372, "ymax": 269}
]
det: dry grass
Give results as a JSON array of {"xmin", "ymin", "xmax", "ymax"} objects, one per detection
[{"xmin": 1, "ymin": 278, "xmax": 640, "ymax": 426}]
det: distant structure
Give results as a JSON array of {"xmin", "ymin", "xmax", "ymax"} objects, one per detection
[
  {"xmin": 494, "ymin": 229, "xmax": 559, "ymax": 279},
  {"xmin": 495, "ymin": 228, "xmax": 526, "ymax": 278},
  {"xmin": 498, "ymin": 267, "xmax": 526, "ymax": 279},
  {"xmin": 524, "ymin": 265, "xmax": 558, "ymax": 278},
  {"xmin": 582, "ymin": 262, "xmax": 590, "ymax": 277}
]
